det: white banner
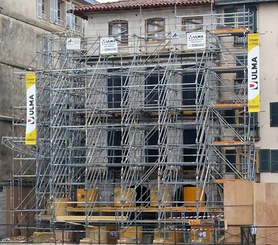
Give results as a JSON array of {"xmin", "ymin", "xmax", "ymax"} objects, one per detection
[
  {"xmin": 66, "ymin": 38, "xmax": 81, "ymax": 50},
  {"xmin": 26, "ymin": 73, "xmax": 37, "ymax": 145},
  {"xmin": 171, "ymin": 32, "xmax": 187, "ymax": 45},
  {"xmin": 100, "ymin": 37, "xmax": 118, "ymax": 54},
  {"xmin": 248, "ymin": 34, "xmax": 260, "ymax": 112},
  {"xmin": 187, "ymin": 31, "xmax": 206, "ymax": 50}
]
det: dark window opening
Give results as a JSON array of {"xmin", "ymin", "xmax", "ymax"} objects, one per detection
[
  {"xmin": 271, "ymin": 150, "xmax": 278, "ymax": 173},
  {"xmin": 146, "ymin": 130, "xmax": 159, "ymax": 163},
  {"xmin": 225, "ymin": 149, "xmax": 236, "ymax": 172},
  {"xmin": 250, "ymin": 112, "xmax": 258, "ymax": 129},
  {"xmin": 135, "ymin": 186, "xmax": 150, "ymax": 207},
  {"xmin": 259, "ymin": 149, "xmax": 278, "ymax": 173},
  {"xmin": 145, "ymin": 130, "xmax": 167, "ymax": 164},
  {"xmin": 108, "ymin": 130, "xmax": 122, "ymax": 164},
  {"xmin": 182, "ymin": 72, "xmax": 197, "ymax": 106},
  {"xmin": 182, "ymin": 66, "xmax": 204, "ymax": 106},
  {"xmin": 108, "ymin": 74, "xmax": 127, "ymax": 109},
  {"xmin": 183, "ymin": 129, "xmax": 196, "ymax": 168},
  {"xmin": 145, "ymin": 74, "xmax": 166, "ymax": 107},
  {"xmin": 224, "ymin": 6, "xmax": 257, "ymax": 45},
  {"xmin": 58, "ymin": 0, "xmax": 61, "ymax": 22},
  {"xmin": 42, "ymin": 0, "xmax": 45, "ymax": 14},
  {"xmin": 222, "ymin": 110, "xmax": 236, "ymax": 125},
  {"xmin": 234, "ymin": 55, "xmax": 246, "ymax": 95},
  {"xmin": 270, "ymin": 102, "xmax": 278, "ymax": 127}
]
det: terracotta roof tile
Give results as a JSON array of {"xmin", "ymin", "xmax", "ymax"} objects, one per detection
[{"xmin": 74, "ymin": 0, "xmax": 213, "ymax": 19}]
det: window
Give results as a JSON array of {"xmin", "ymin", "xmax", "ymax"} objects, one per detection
[
  {"xmin": 225, "ymin": 149, "xmax": 236, "ymax": 172},
  {"xmin": 182, "ymin": 17, "xmax": 203, "ymax": 32},
  {"xmin": 37, "ymin": 0, "xmax": 59, "ymax": 23},
  {"xmin": 182, "ymin": 71, "xmax": 198, "ymax": 106},
  {"xmin": 66, "ymin": 2, "xmax": 75, "ymax": 29},
  {"xmin": 145, "ymin": 130, "xmax": 167, "ymax": 164},
  {"xmin": 271, "ymin": 150, "xmax": 278, "ymax": 172},
  {"xmin": 108, "ymin": 130, "xmax": 122, "ymax": 164},
  {"xmin": 109, "ymin": 20, "xmax": 128, "ymax": 44},
  {"xmin": 222, "ymin": 110, "xmax": 235, "ymax": 124},
  {"xmin": 37, "ymin": 0, "xmax": 48, "ymax": 19},
  {"xmin": 146, "ymin": 18, "xmax": 165, "ymax": 41},
  {"xmin": 58, "ymin": 1, "xmax": 61, "ymax": 19},
  {"xmin": 224, "ymin": 7, "xmax": 245, "ymax": 28},
  {"xmin": 50, "ymin": 0, "xmax": 58, "ymax": 23},
  {"xmin": 234, "ymin": 55, "xmax": 246, "ymax": 95},
  {"xmin": 37, "ymin": 0, "xmax": 82, "ymax": 31},
  {"xmin": 259, "ymin": 149, "xmax": 270, "ymax": 172},
  {"xmin": 183, "ymin": 129, "xmax": 196, "ymax": 165},
  {"xmin": 108, "ymin": 74, "xmax": 126, "ymax": 109},
  {"xmin": 145, "ymin": 73, "xmax": 166, "ymax": 107},
  {"xmin": 37, "ymin": 0, "xmax": 43, "ymax": 18},
  {"xmin": 57, "ymin": 0, "xmax": 64, "ymax": 25},
  {"xmin": 224, "ymin": 6, "xmax": 257, "ymax": 31},
  {"xmin": 250, "ymin": 112, "xmax": 258, "ymax": 129},
  {"xmin": 224, "ymin": 6, "xmax": 257, "ymax": 45},
  {"xmin": 270, "ymin": 102, "xmax": 278, "ymax": 127},
  {"xmin": 259, "ymin": 149, "xmax": 278, "ymax": 173},
  {"xmin": 146, "ymin": 130, "xmax": 159, "ymax": 163}
]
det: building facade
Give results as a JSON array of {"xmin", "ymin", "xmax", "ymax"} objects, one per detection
[
  {"xmin": 29, "ymin": 0, "xmax": 253, "ymax": 243},
  {"xmin": 4, "ymin": 0, "xmax": 278, "ymax": 244},
  {"xmin": 0, "ymin": 0, "xmax": 95, "ymax": 239},
  {"xmin": 0, "ymin": 0, "xmax": 94, "ymax": 180}
]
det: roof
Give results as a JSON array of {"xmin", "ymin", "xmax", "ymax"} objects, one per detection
[
  {"xmin": 74, "ymin": 0, "xmax": 213, "ymax": 19},
  {"xmin": 215, "ymin": 0, "xmax": 277, "ymax": 5}
]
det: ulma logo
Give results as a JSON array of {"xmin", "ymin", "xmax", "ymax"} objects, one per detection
[
  {"xmin": 249, "ymin": 81, "xmax": 258, "ymax": 90},
  {"xmin": 28, "ymin": 94, "xmax": 35, "ymax": 124},
  {"xmin": 189, "ymin": 34, "xmax": 204, "ymax": 40},
  {"xmin": 27, "ymin": 117, "xmax": 34, "ymax": 124}
]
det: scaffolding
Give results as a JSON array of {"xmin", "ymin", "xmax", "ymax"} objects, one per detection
[{"xmin": 3, "ymin": 8, "xmax": 257, "ymax": 244}]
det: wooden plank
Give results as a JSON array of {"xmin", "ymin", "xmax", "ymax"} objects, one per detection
[
  {"xmin": 215, "ymin": 179, "xmax": 244, "ymax": 183},
  {"xmin": 212, "ymin": 103, "xmax": 244, "ymax": 109},
  {"xmin": 212, "ymin": 28, "xmax": 248, "ymax": 35},
  {"xmin": 225, "ymin": 206, "xmax": 253, "ymax": 225},
  {"xmin": 224, "ymin": 181, "xmax": 253, "ymax": 226},
  {"xmin": 213, "ymin": 140, "xmax": 244, "ymax": 146},
  {"xmin": 181, "ymin": 110, "xmax": 196, "ymax": 116},
  {"xmin": 254, "ymin": 183, "xmax": 278, "ymax": 226},
  {"xmin": 224, "ymin": 181, "xmax": 253, "ymax": 206}
]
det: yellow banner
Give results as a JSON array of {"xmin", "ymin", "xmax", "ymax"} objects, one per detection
[
  {"xmin": 25, "ymin": 73, "xmax": 37, "ymax": 145},
  {"xmin": 248, "ymin": 33, "xmax": 260, "ymax": 52},
  {"xmin": 248, "ymin": 34, "xmax": 260, "ymax": 113}
]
